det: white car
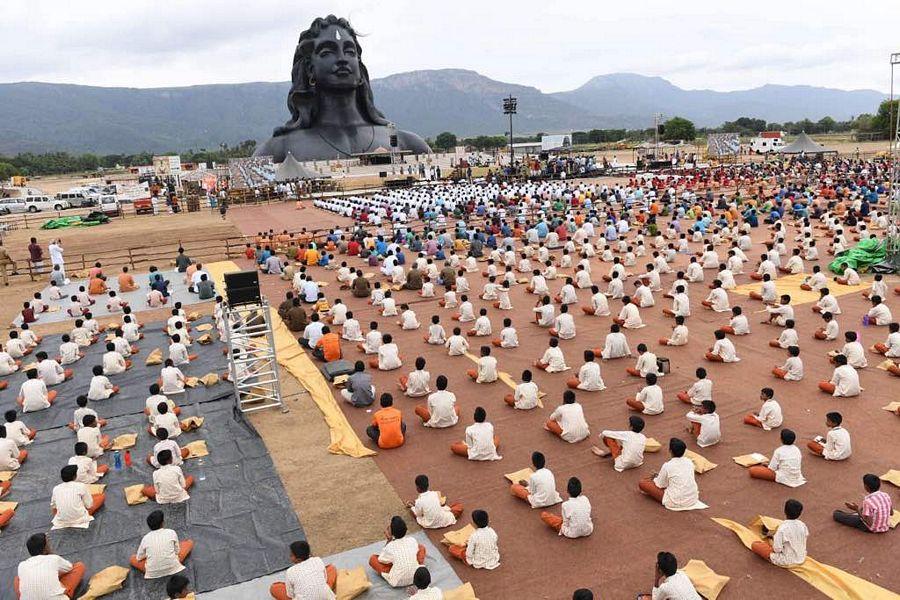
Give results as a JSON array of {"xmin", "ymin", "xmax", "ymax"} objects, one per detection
[
  {"xmin": 98, "ymin": 195, "xmax": 121, "ymax": 216},
  {"xmin": 23, "ymin": 195, "xmax": 69, "ymax": 212},
  {"xmin": 0, "ymin": 197, "xmax": 27, "ymax": 214}
]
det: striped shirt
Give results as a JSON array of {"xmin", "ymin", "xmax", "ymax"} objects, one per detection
[
  {"xmin": 861, "ymin": 491, "xmax": 893, "ymax": 533},
  {"xmin": 17, "ymin": 554, "xmax": 72, "ymax": 600},
  {"xmin": 284, "ymin": 556, "xmax": 336, "ymax": 600}
]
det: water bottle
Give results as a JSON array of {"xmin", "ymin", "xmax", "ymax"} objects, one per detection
[
  {"xmin": 862, "ymin": 315, "xmax": 870, "ymax": 327},
  {"xmin": 197, "ymin": 458, "xmax": 206, "ymax": 482},
  {"xmin": 113, "ymin": 450, "xmax": 122, "ymax": 471},
  {"xmin": 124, "ymin": 450, "xmax": 132, "ymax": 468}
]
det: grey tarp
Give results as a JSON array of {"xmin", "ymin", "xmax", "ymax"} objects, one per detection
[
  {"xmin": 778, "ymin": 131, "xmax": 837, "ymax": 154},
  {"xmin": 0, "ymin": 326, "xmax": 304, "ymax": 598}
]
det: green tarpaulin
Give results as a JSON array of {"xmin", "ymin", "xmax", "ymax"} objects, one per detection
[
  {"xmin": 40, "ymin": 214, "xmax": 110, "ymax": 230},
  {"xmin": 828, "ymin": 238, "xmax": 886, "ymax": 274}
]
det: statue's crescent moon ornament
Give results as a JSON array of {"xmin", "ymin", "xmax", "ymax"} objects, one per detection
[{"xmin": 335, "ymin": 29, "xmax": 341, "ymax": 40}]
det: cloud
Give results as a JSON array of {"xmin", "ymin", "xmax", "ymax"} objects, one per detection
[{"xmin": 0, "ymin": 0, "xmax": 896, "ymax": 92}]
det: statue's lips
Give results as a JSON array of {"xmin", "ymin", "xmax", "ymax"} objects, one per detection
[{"xmin": 333, "ymin": 69, "xmax": 352, "ymax": 76}]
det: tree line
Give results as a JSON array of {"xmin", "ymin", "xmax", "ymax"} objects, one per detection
[
  {"xmin": 0, "ymin": 140, "xmax": 257, "ymax": 180},
  {"xmin": 2, "ymin": 100, "xmax": 897, "ymax": 178}
]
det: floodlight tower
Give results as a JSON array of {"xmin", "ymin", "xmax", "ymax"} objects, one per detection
[
  {"xmin": 888, "ymin": 53, "xmax": 900, "ymax": 266},
  {"xmin": 503, "ymin": 95, "xmax": 517, "ymax": 172}
]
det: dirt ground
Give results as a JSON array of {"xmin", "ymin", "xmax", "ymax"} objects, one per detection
[
  {"xmin": 246, "ymin": 370, "xmax": 412, "ymax": 556},
  {"xmin": 231, "ymin": 205, "xmax": 900, "ymax": 600},
  {"xmin": 4, "ymin": 192, "xmax": 898, "ymax": 599}
]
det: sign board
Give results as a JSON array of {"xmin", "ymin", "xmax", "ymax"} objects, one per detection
[{"xmin": 152, "ymin": 155, "xmax": 182, "ymax": 176}]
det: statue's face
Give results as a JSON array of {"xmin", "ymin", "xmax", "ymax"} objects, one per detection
[{"xmin": 309, "ymin": 25, "xmax": 361, "ymax": 90}]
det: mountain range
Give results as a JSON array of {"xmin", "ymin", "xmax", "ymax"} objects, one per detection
[{"xmin": 0, "ymin": 70, "xmax": 886, "ymax": 155}]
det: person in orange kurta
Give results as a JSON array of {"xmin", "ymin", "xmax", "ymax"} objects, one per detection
[
  {"xmin": 305, "ymin": 245, "xmax": 320, "ymax": 267},
  {"xmin": 117, "ymin": 267, "xmax": 138, "ymax": 292},
  {"xmin": 88, "ymin": 276, "xmax": 108, "ymax": 296},
  {"xmin": 366, "ymin": 394, "xmax": 405, "ymax": 449}
]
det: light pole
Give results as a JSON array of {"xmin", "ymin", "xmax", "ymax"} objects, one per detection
[{"xmin": 503, "ymin": 95, "xmax": 517, "ymax": 174}]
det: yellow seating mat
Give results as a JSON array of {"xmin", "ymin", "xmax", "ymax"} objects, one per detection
[
  {"xmin": 712, "ymin": 517, "xmax": 899, "ymax": 599},
  {"xmin": 730, "ymin": 273, "xmax": 862, "ymax": 306},
  {"xmin": 205, "ymin": 261, "xmax": 374, "ymax": 458}
]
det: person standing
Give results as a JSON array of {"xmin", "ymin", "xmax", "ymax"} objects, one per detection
[
  {"xmin": 27, "ymin": 237, "xmax": 44, "ymax": 276},
  {"xmin": 48, "ymin": 239, "xmax": 65, "ymax": 279},
  {"xmin": 0, "ymin": 240, "xmax": 17, "ymax": 286}
]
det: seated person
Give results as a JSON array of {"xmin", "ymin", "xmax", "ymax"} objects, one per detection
[
  {"xmin": 592, "ymin": 415, "xmax": 646, "ymax": 471},
  {"xmin": 450, "ymin": 407, "xmax": 501, "ymax": 460},
  {"xmin": 51, "ymin": 464, "xmax": 105, "ymax": 529},
  {"xmin": 832, "ymin": 473, "xmax": 894, "ymax": 533},
  {"xmin": 368, "ymin": 516, "xmax": 426, "ymax": 587},
  {"xmin": 446, "ymin": 510, "xmax": 500, "ymax": 569},
  {"xmin": 270, "ymin": 540, "xmax": 337, "ymax": 600},
  {"xmin": 366, "ymin": 394, "xmax": 405, "ymax": 449},
  {"xmin": 408, "ymin": 473, "xmax": 463, "ymax": 529},
  {"xmin": 143, "ymin": 449, "xmax": 194, "ymax": 504},
  {"xmin": 14, "ymin": 534, "xmax": 86, "ymax": 600},
  {"xmin": 130, "ymin": 510, "xmax": 194, "ymax": 579},
  {"xmin": 750, "ymin": 499, "xmax": 808, "ymax": 567}
]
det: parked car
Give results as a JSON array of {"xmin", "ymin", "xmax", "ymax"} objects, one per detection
[
  {"xmin": 56, "ymin": 191, "xmax": 97, "ymax": 208},
  {"xmin": 24, "ymin": 195, "xmax": 69, "ymax": 212},
  {"xmin": 0, "ymin": 197, "xmax": 28, "ymax": 214},
  {"xmin": 98, "ymin": 195, "xmax": 121, "ymax": 217}
]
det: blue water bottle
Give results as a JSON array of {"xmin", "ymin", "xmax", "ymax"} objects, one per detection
[{"xmin": 113, "ymin": 450, "xmax": 122, "ymax": 471}]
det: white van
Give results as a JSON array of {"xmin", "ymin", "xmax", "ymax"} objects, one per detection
[
  {"xmin": 23, "ymin": 195, "xmax": 69, "ymax": 212},
  {"xmin": 57, "ymin": 191, "xmax": 97, "ymax": 208},
  {"xmin": 0, "ymin": 197, "xmax": 27, "ymax": 214}
]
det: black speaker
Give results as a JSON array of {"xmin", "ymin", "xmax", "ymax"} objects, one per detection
[
  {"xmin": 379, "ymin": 171, "xmax": 387, "ymax": 178},
  {"xmin": 389, "ymin": 134, "xmax": 398, "ymax": 148},
  {"xmin": 224, "ymin": 270, "xmax": 261, "ymax": 307}
]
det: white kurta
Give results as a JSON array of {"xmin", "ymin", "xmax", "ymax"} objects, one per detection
[
  {"xmin": 549, "ymin": 403, "xmax": 589, "ymax": 442},
  {"xmin": 654, "ymin": 457, "xmax": 700, "ymax": 510}
]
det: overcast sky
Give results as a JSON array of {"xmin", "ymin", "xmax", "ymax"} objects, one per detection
[{"xmin": 3, "ymin": 0, "xmax": 898, "ymax": 93}]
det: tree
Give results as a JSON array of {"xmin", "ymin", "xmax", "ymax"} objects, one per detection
[
  {"xmin": 816, "ymin": 116, "xmax": 836, "ymax": 133},
  {"xmin": 0, "ymin": 162, "xmax": 18, "ymax": 180},
  {"xmin": 434, "ymin": 132, "xmax": 457, "ymax": 151},
  {"xmin": 663, "ymin": 117, "xmax": 696, "ymax": 141},
  {"xmin": 871, "ymin": 100, "xmax": 899, "ymax": 137}
]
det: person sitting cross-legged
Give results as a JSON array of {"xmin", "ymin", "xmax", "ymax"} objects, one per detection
[
  {"xmin": 270, "ymin": 540, "xmax": 337, "ymax": 600},
  {"xmin": 130, "ymin": 510, "xmax": 194, "ymax": 578}
]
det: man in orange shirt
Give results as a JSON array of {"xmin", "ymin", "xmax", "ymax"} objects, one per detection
[
  {"xmin": 88, "ymin": 276, "xmax": 108, "ymax": 295},
  {"xmin": 305, "ymin": 244, "xmax": 320, "ymax": 267},
  {"xmin": 117, "ymin": 267, "xmax": 138, "ymax": 292},
  {"xmin": 312, "ymin": 326, "xmax": 341, "ymax": 362},
  {"xmin": 366, "ymin": 394, "xmax": 405, "ymax": 449}
]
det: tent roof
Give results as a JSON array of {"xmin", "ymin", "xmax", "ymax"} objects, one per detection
[
  {"xmin": 274, "ymin": 152, "xmax": 318, "ymax": 181},
  {"xmin": 779, "ymin": 132, "xmax": 837, "ymax": 154}
]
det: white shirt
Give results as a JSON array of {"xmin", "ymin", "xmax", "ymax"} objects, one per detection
[
  {"xmin": 425, "ymin": 390, "xmax": 458, "ymax": 428},
  {"xmin": 712, "ymin": 338, "xmax": 739, "ymax": 362},
  {"xmin": 652, "ymin": 570, "xmax": 702, "ymax": 600},
  {"xmin": 540, "ymin": 346, "xmax": 568, "ymax": 372},
  {"xmin": 404, "ymin": 369, "xmax": 430, "ymax": 397},
  {"xmin": 136, "ymin": 528, "xmax": 186, "ymax": 579},
  {"xmin": 576, "ymin": 362, "xmax": 605, "ymax": 391},
  {"xmin": 17, "ymin": 554, "xmax": 74, "ymax": 600},
  {"xmin": 601, "ymin": 430, "xmax": 646, "ymax": 471},
  {"xmin": 445, "ymin": 335, "xmax": 468, "ymax": 356},
  {"xmin": 284, "ymin": 557, "xmax": 336, "ymax": 600},
  {"xmin": 102, "ymin": 351, "xmax": 126, "ymax": 375},
  {"xmin": 823, "ymin": 426, "xmax": 852, "ymax": 460},
  {"xmin": 77, "ymin": 426, "xmax": 104, "ymax": 458},
  {"xmin": 559, "ymin": 495, "xmax": 593, "ymax": 538},
  {"xmin": 412, "ymin": 490, "xmax": 457, "ymax": 529},
  {"xmin": 59, "ymin": 341, "xmax": 81, "ymax": 365},
  {"xmin": 377, "ymin": 343, "xmax": 402, "ymax": 370},
  {"xmin": 602, "ymin": 332, "xmax": 630, "ymax": 359},
  {"xmin": 152, "ymin": 464, "xmax": 190, "ymax": 503},
  {"xmin": 686, "ymin": 412, "xmax": 721, "ymax": 447},
  {"xmin": 769, "ymin": 445, "xmax": 806, "ymax": 487},
  {"xmin": 553, "ymin": 313, "xmax": 576, "ymax": 339},
  {"xmin": 780, "ymin": 356, "xmax": 804, "ymax": 381},
  {"xmin": 635, "ymin": 352, "xmax": 659, "ymax": 377},
  {"xmin": 0, "ymin": 438, "xmax": 21, "ymax": 470},
  {"xmin": 883, "ymin": 331, "xmax": 900, "ymax": 357},
  {"xmin": 376, "ymin": 536, "xmax": 420, "ymax": 587},
  {"xmin": 755, "ymin": 399, "xmax": 783, "ymax": 430},
  {"xmin": 68, "ymin": 454, "xmax": 100, "ymax": 484},
  {"xmin": 513, "ymin": 381, "xmax": 539, "ymax": 409},
  {"xmin": 499, "ymin": 327, "xmax": 519, "ymax": 348},
  {"xmin": 618, "ymin": 303, "xmax": 643, "ymax": 328},
  {"xmin": 5, "ymin": 420, "xmax": 32, "ymax": 446},
  {"xmin": 590, "ymin": 292, "xmax": 610, "ymax": 316},
  {"xmin": 464, "ymin": 421, "xmax": 501, "ymax": 460},
  {"xmin": 50, "ymin": 480, "xmax": 93, "ymax": 529},
  {"xmin": 466, "ymin": 526, "xmax": 500, "ymax": 570},
  {"xmin": 88, "ymin": 374, "xmax": 114, "ymax": 401},
  {"xmin": 475, "ymin": 356, "xmax": 498, "ymax": 383},
  {"xmin": 20, "ymin": 378, "xmax": 50, "ymax": 412},
  {"xmin": 549, "ymin": 401, "xmax": 590, "ymax": 442},
  {"xmin": 829, "ymin": 364, "xmax": 860, "ymax": 397},
  {"xmin": 638, "ymin": 384, "xmax": 664, "ymax": 415},
  {"xmin": 526, "ymin": 467, "xmax": 563, "ymax": 508},
  {"xmin": 770, "ymin": 519, "xmax": 808, "ymax": 567},
  {"xmin": 668, "ymin": 325, "xmax": 689, "ymax": 346},
  {"xmin": 654, "ymin": 456, "xmax": 700, "ymax": 510}
]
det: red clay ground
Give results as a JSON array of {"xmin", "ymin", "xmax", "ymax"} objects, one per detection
[{"xmin": 231, "ymin": 203, "xmax": 900, "ymax": 599}]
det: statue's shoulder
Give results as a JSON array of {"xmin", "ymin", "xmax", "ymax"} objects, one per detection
[
  {"xmin": 254, "ymin": 135, "xmax": 285, "ymax": 162},
  {"xmin": 397, "ymin": 129, "xmax": 432, "ymax": 154}
]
